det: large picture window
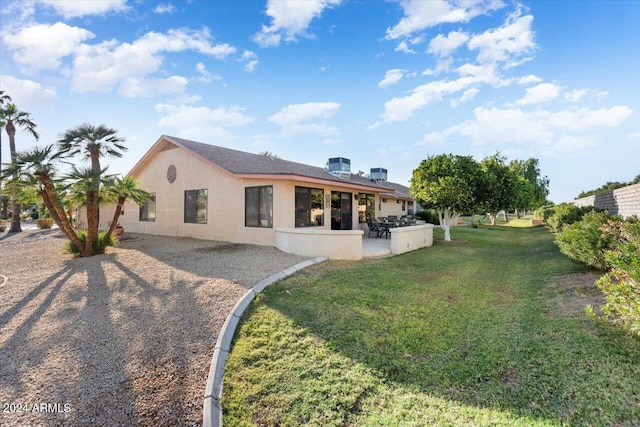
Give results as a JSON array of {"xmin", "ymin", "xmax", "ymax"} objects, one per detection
[
  {"xmin": 245, "ymin": 186, "xmax": 273, "ymax": 228},
  {"xmin": 139, "ymin": 193, "xmax": 156, "ymax": 222},
  {"xmin": 358, "ymin": 193, "xmax": 375, "ymax": 223},
  {"xmin": 184, "ymin": 189, "xmax": 207, "ymax": 224},
  {"xmin": 295, "ymin": 187, "xmax": 324, "ymax": 227}
]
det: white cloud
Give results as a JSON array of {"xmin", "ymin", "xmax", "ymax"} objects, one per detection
[
  {"xmin": 378, "ymin": 69, "xmax": 406, "ymax": 88},
  {"xmin": 156, "ymin": 103, "xmax": 254, "ymax": 141},
  {"xmin": 386, "ymin": 0, "xmax": 505, "ymax": 40},
  {"xmin": 395, "ymin": 40, "xmax": 416, "ymax": 54},
  {"xmin": 71, "ymin": 27, "xmax": 236, "ymax": 93},
  {"xmin": 269, "ymin": 102, "xmax": 340, "ymax": 136},
  {"xmin": 417, "ymin": 105, "xmax": 633, "ymax": 156},
  {"xmin": 36, "ymin": 0, "xmax": 128, "ymax": 18},
  {"xmin": 428, "ymin": 30, "xmax": 469, "ymax": 57},
  {"xmin": 450, "ymin": 87, "xmax": 479, "ymax": 107},
  {"xmin": 253, "ymin": 0, "xmax": 342, "ymax": 47},
  {"xmin": 195, "ymin": 62, "xmax": 221, "ymax": 83},
  {"xmin": 517, "ymin": 82, "xmax": 562, "ymax": 105},
  {"xmin": 467, "ymin": 10, "xmax": 537, "ymax": 66},
  {"xmin": 628, "ymin": 132, "xmax": 640, "ymax": 140},
  {"xmin": 0, "ymin": 74, "xmax": 56, "ymax": 108},
  {"xmin": 373, "ymin": 64, "xmax": 503, "ymax": 126},
  {"xmin": 517, "ymin": 74, "xmax": 542, "ymax": 85},
  {"xmin": 3, "ymin": 22, "xmax": 94, "ymax": 70},
  {"xmin": 119, "ymin": 76, "xmax": 188, "ymax": 97},
  {"xmin": 154, "ymin": 3, "xmax": 175, "ymax": 14},
  {"xmin": 241, "ymin": 50, "xmax": 259, "ymax": 72}
]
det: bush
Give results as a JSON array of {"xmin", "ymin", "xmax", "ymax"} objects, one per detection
[
  {"xmin": 555, "ymin": 210, "xmax": 620, "ymax": 270},
  {"xmin": 590, "ymin": 220, "xmax": 640, "ymax": 336},
  {"xmin": 36, "ymin": 218, "xmax": 53, "ymax": 229},
  {"xmin": 415, "ymin": 210, "xmax": 440, "ymax": 225},
  {"xmin": 65, "ymin": 230, "xmax": 115, "ymax": 256},
  {"xmin": 534, "ymin": 205, "xmax": 556, "ymax": 222},
  {"xmin": 546, "ymin": 203, "xmax": 595, "ymax": 233}
]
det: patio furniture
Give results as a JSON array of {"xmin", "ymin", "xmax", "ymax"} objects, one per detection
[
  {"xmin": 376, "ymin": 219, "xmax": 391, "ymax": 239},
  {"xmin": 366, "ymin": 218, "xmax": 381, "ymax": 238}
]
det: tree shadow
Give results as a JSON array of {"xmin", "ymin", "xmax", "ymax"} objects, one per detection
[{"xmin": 0, "ymin": 250, "xmax": 222, "ymax": 426}]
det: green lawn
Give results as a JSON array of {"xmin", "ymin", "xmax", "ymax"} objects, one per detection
[{"xmin": 222, "ymin": 226, "xmax": 640, "ymax": 426}]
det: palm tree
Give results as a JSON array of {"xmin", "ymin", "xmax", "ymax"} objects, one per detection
[
  {"xmin": 103, "ymin": 176, "xmax": 150, "ymax": 237},
  {"xmin": 1, "ymin": 145, "xmax": 85, "ymax": 253},
  {"xmin": 0, "ymin": 103, "xmax": 39, "ymax": 232},
  {"xmin": 0, "ymin": 91, "xmax": 14, "ymax": 218},
  {"xmin": 58, "ymin": 124, "xmax": 126, "ymax": 255}
]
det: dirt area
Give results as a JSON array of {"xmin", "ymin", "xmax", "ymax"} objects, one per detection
[
  {"xmin": 0, "ymin": 230, "xmax": 307, "ymax": 426},
  {"xmin": 549, "ymin": 272, "xmax": 605, "ymax": 317}
]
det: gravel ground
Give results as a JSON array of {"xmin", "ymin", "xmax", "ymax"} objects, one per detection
[{"xmin": 0, "ymin": 229, "xmax": 308, "ymax": 426}]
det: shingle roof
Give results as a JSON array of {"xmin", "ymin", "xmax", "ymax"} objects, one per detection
[
  {"xmin": 164, "ymin": 135, "xmax": 387, "ymax": 191},
  {"xmin": 377, "ymin": 181, "xmax": 413, "ymax": 200}
]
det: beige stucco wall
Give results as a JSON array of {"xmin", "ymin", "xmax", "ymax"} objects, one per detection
[
  {"xmin": 275, "ymin": 228, "xmax": 364, "ymax": 260},
  {"xmin": 389, "ymin": 224, "xmax": 434, "ymax": 255},
  {"xmin": 96, "ymin": 144, "xmax": 377, "ymax": 247},
  {"xmin": 379, "ymin": 197, "xmax": 409, "ymax": 218}
]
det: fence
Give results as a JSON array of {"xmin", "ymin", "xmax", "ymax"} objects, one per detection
[{"xmin": 573, "ymin": 182, "xmax": 640, "ymax": 218}]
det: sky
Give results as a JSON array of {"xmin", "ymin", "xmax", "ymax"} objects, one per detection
[{"xmin": 1, "ymin": 0, "xmax": 638, "ymax": 203}]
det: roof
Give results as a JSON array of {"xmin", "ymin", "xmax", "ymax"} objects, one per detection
[
  {"xmin": 130, "ymin": 135, "xmax": 413, "ymax": 197},
  {"xmin": 377, "ymin": 181, "xmax": 413, "ymax": 200}
]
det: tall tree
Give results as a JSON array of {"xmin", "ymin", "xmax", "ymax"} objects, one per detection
[
  {"xmin": 58, "ymin": 124, "xmax": 126, "ymax": 256},
  {"xmin": 1, "ymin": 146, "xmax": 85, "ymax": 252},
  {"xmin": 480, "ymin": 153, "xmax": 516, "ymax": 226},
  {"xmin": 0, "ymin": 90, "xmax": 12, "ymax": 218},
  {"xmin": 411, "ymin": 154, "xmax": 483, "ymax": 241},
  {"xmin": 0, "ymin": 103, "xmax": 39, "ymax": 232}
]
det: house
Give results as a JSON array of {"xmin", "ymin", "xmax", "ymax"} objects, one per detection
[{"xmin": 90, "ymin": 135, "xmax": 432, "ymax": 259}]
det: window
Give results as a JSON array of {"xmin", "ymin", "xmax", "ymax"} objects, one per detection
[
  {"xmin": 408, "ymin": 201, "xmax": 414, "ymax": 215},
  {"xmin": 245, "ymin": 186, "xmax": 273, "ymax": 228},
  {"xmin": 139, "ymin": 193, "xmax": 156, "ymax": 222},
  {"xmin": 295, "ymin": 187, "xmax": 324, "ymax": 227},
  {"xmin": 184, "ymin": 189, "xmax": 207, "ymax": 224},
  {"xmin": 402, "ymin": 200, "xmax": 406, "ymax": 211},
  {"xmin": 358, "ymin": 193, "xmax": 375, "ymax": 222}
]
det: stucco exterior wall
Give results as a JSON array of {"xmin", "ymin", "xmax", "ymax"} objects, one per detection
[
  {"xmin": 390, "ymin": 224, "xmax": 434, "ymax": 255},
  {"xmin": 275, "ymin": 228, "xmax": 363, "ymax": 260},
  {"xmin": 101, "ymin": 145, "xmax": 375, "ymax": 247},
  {"xmin": 378, "ymin": 197, "xmax": 408, "ymax": 218}
]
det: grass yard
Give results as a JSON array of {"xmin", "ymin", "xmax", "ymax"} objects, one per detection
[{"xmin": 222, "ymin": 226, "xmax": 640, "ymax": 426}]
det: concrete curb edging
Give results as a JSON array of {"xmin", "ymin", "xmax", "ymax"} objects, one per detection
[{"xmin": 203, "ymin": 256, "xmax": 328, "ymax": 427}]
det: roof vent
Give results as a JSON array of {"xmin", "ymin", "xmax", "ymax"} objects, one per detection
[{"xmin": 370, "ymin": 167, "xmax": 387, "ymax": 181}]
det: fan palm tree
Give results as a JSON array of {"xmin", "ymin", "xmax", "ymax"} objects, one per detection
[
  {"xmin": 0, "ymin": 90, "xmax": 12, "ymax": 219},
  {"xmin": 1, "ymin": 103, "xmax": 39, "ymax": 232},
  {"xmin": 58, "ymin": 124, "xmax": 126, "ymax": 255},
  {"xmin": 103, "ymin": 176, "xmax": 151, "ymax": 237},
  {"xmin": 1, "ymin": 145, "xmax": 85, "ymax": 253}
]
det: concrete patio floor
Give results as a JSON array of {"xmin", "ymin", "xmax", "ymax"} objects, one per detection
[{"xmin": 362, "ymin": 236, "xmax": 392, "ymax": 258}]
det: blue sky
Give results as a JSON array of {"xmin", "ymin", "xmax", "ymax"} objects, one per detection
[{"xmin": 1, "ymin": 0, "xmax": 638, "ymax": 203}]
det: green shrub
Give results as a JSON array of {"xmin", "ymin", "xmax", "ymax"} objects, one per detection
[
  {"xmin": 534, "ymin": 205, "xmax": 556, "ymax": 222},
  {"xmin": 555, "ymin": 210, "xmax": 620, "ymax": 270},
  {"xmin": 65, "ymin": 230, "xmax": 115, "ymax": 255},
  {"xmin": 590, "ymin": 220, "xmax": 640, "ymax": 336},
  {"xmin": 546, "ymin": 203, "xmax": 595, "ymax": 233},
  {"xmin": 415, "ymin": 210, "xmax": 440, "ymax": 225}
]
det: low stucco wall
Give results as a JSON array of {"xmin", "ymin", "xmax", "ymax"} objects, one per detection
[
  {"xmin": 390, "ymin": 224, "xmax": 434, "ymax": 255},
  {"xmin": 275, "ymin": 228, "xmax": 363, "ymax": 260}
]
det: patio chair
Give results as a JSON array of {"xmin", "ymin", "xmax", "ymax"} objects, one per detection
[{"xmin": 366, "ymin": 218, "xmax": 381, "ymax": 238}]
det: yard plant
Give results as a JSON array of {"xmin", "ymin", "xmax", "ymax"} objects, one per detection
[{"xmin": 223, "ymin": 226, "xmax": 640, "ymax": 426}]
